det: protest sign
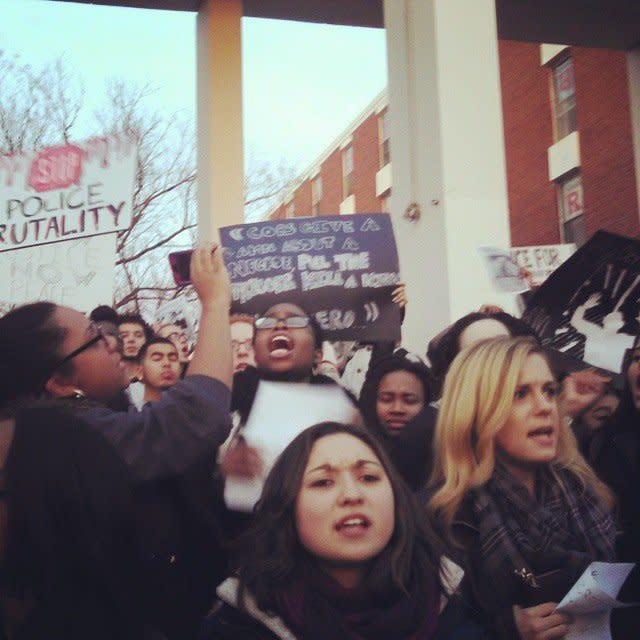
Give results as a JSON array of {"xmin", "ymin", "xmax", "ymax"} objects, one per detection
[
  {"xmin": 478, "ymin": 246, "xmax": 530, "ymax": 293},
  {"xmin": 220, "ymin": 213, "xmax": 401, "ymax": 341},
  {"xmin": 511, "ymin": 243, "xmax": 576, "ymax": 286},
  {"xmin": 0, "ymin": 234, "xmax": 116, "ymax": 312},
  {"xmin": 523, "ymin": 231, "xmax": 640, "ymax": 373},
  {"xmin": 0, "ymin": 133, "xmax": 137, "ymax": 252}
]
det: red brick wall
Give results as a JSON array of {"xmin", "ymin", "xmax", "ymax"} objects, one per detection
[
  {"xmin": 499, "ymin": 40, "xmax": 559, "ymax": 246},
  {"xmin": 573, "ymin": 47, "xmax": 639, "ymax": 239},
  {"xmin": 293, "ymin": 180, "xmax": 312, "ymax": 217},
  {"xmin": 320, "ymin": 148, "xmax": 343, "ymax": 216},
  {"xmin": 353, "ymin": 112, "xmax": 382, "ymax": 213}
]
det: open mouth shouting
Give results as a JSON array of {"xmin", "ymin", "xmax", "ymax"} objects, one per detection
[
  {"xmin": 269, "ymin": 334, "xmax": 294, "ymax": 359},
  {"xmin": 527, "ymin": 426, "xmax": 555, "ymax": 447},
  {"xmin": 334, "ymin": 514, "xmax": 372, "ymax": 538}
]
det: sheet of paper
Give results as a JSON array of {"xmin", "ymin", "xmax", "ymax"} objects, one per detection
[
  {"xmin": 478, "ymin": 246, "xmax": 531, "ymax": 294},
  {"xmin": 224, "ymin": 381, "xmax": 356, "ymax": 511},
  {"xmin": 557, "ymin": 562, "xmax": 638, "ymax": 640}
]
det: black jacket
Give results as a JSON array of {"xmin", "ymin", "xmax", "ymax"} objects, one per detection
[{"xmin": 199, "ymin": 571, "xmax": 494, "ymax": 640}]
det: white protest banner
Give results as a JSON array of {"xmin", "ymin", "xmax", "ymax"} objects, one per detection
[
  {"xmin": 0, "ymin": 234, "xmax": 116, "ymax": 313},
  {"xmin": 0, "ymin": 133, "xmax": 137, "ymax": 252},
  {"xmin": 511, "ymin": 243, "xmax": 576, "ymax": 287}
]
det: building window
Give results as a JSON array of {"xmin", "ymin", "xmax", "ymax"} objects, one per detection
[
  {"xmin": 342, "ymin": 145, "xmax": 354, "ymax": 199},
  {"xmin": 552, "ymin": 57, "xmax": 578, "ymax": 140},
  {"xmin": 379, "ymin": 109, "xmax": 391, "ymax": 167},
  {"xmin": 558, "ymin": 173, "xmax": 586, "ymax": 246},
  {"xmin": 311, "ymin": 174, "xmax": 322, "ymax": 216}
]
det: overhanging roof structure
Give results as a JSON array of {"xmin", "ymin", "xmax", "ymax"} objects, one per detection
[{"xmin": 57, "ymin": 0, "xmax": 640, "ymax": 49}]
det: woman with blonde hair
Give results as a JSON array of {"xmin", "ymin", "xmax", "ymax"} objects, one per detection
[{"xmin": 428, "ymin": 336, "xmax": 615, "ymax": 640}]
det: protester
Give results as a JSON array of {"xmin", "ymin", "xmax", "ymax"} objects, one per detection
[
  {"xmin": 428, "ymin": 336, "xmax": 615, "ymax": 640},
  {"xmin": 570, "ymin": 383, "xmax": 620, "ymax": 458},
  {"xmin": 0, "ymin": 244, "xmax": 232, "ymax": 481},
  {"xmin": 118, "ymin": 313, "xmax": 154, "ymax": 358},
  {"xmin": 427, "ymin": 310, "xmax": 537, "ymax": 398},
  {"xmin": 230, "ymin": 314, "xmax": 256, "ymax": 374},
  {"xmin": 136, "ymin": 337, "xmax": 181, "ymax": 407},
  {"xmin": 0, "ymin": 407, "xmax": 155, "ymax": 640},
  {"xmin": 90, "ymin": 305, "xmax": 123, "ymax": 352},
  {"xmin": 220, "ymin": 302, "xmax": 339, "ymax": 475},
  {"xmin": 158, "ymin": 321, "xmax": 191, "ymax": 368},
  {"xmin": 201, "ymin": 422, "xmax": 488, "ymax": 640},
  {"xmin": 358, "ymin": 351, "xmax": 435, "ymax": 490},
  {"xmin": 589, "ymin": 335, "xmax": 640, "ymax": 561}
]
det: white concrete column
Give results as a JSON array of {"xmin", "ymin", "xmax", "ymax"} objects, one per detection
[
  {"xmin": 196, "ymin": 0, "xmax": 244, "ymax": 241},
  {"xmin": 384, "ymin": 0, "xmax": 513, "ymax": 355},
  {"xmin": 627, "ymin": 49, "xmax": 640, "ymax": 225}
]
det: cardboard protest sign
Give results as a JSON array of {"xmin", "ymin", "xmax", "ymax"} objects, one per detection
[
  {"xmin": 220, "ymin": 214, "xmax": 401, "ymax": 341},
  {"xmin": 0, "ymin": 234, "xmax": 116, "ymax": 312},
  {"xmin": 0, "ymin": 133, "xmax": 137, "ymax": 252},
  {"xmin": 523, "ymin": 231, "xmax": 640, "ymax": 373}
]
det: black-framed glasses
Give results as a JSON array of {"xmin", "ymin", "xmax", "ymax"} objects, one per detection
[
  {"xmin": 51, "ymin": 322, "xmax": 108, "ymax": 372},
  {"xmin": 254, "ymin": 315, "xmax": 311, "ymax": 330}
]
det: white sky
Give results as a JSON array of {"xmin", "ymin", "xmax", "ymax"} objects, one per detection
[{"xmin": 1, "ymin": 0, "xmax": 388, "ymax": 173}]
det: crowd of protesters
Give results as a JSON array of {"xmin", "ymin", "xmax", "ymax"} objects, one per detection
[{"xmin": 0, "ymin": 244, "xmax": 638, "ymax": 640}]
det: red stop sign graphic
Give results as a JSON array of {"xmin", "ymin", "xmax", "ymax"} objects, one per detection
[{"xmin": 28, "ymin": 145, "xmax": 83, "ymax": 192}]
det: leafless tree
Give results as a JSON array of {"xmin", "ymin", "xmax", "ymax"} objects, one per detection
[{"xmin": 0, "ymin": 53, "xmax": 294, "ymax": 317}]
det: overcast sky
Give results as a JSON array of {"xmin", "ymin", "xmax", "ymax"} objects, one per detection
[{"xmin": 1, "ymin": 0, "xmax": 388, "ymax": 173}]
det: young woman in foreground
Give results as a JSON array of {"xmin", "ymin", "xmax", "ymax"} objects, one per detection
[
  {"xmin": 201, "ymin": 422, "xmax": 490, "ymax": 640},
  {"xmin": 429, "ymin": 336, "xmax": 615, "ymax": 640}
]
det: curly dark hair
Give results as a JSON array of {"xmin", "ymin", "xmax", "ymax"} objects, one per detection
[{"xmin": 235, "ymin": 421, "xmax": 444, "ymax": 613}]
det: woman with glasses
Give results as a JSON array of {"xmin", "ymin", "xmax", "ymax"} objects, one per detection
[
  {"xmin": 358, "ymin": 351, "xmax": 435, "ymax": 490},
  {"xmin": 0, "ymin": 245, "xmax": 234, "ymax": 639}
]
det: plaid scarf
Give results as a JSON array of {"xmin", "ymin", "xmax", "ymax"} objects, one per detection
[{"xmin": 472, "ymin": 464, "xmax": 615, "ymax": 606}]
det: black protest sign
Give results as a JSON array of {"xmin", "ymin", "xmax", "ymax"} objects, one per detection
[
  {"xmin": 220, "ymin": 214, "xmax": 401, "ymax": 341},
  {"xmin": 523, "ymin": 230, "xmax": 640, "ymax": 373}
]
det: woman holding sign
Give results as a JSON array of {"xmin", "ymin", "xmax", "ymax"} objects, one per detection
[
  {"xmin": 201, "ymin": 422, "xmax": 489, "ymax": 640},
  {"xmin": 428, "ymin": 337, "xmax": 616, "ymax": 640}
]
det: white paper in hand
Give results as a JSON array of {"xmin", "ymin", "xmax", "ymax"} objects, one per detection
[
  {"xmin": 557, "ymin": 562, "xmax": 638, "ymax": 640},
  {"xmin": 224, "ymin": 381, "xmax": 356, "ymax": 512}
]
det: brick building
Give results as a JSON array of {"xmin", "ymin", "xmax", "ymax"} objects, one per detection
[{"xmin": 268, "ymin": 42, "xmax": 640, "ymax": 249}]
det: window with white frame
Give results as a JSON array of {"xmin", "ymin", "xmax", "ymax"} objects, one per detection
[
  {"xmin": 311, "ymin": 174, "xmax": 322, "ymax": 216},
  {"xmin": 552, "ymin": 57, "xmax": 578, "ymax": 140},
  {"xmin": 342, "ymin": 145, "xmax": 354, "ymax": 199},
  {"xmin": 558, "ymin": 173, "xmax": 586, "ymax": 246},
  {"xmin": 379, "ymin": 109, "xmax": 391, "ymax": 167}
]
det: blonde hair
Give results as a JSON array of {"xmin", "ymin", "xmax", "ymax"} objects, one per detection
[{"xmin": 428, "ymin": 336, "xmax": 612, "ymax": 535}]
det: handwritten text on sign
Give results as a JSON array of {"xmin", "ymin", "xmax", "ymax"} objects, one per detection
[
  {"xmin": 0, "ymin": 234, "xmax": 116, "ymax": 312},
  {"xmin": 220, "ymin": 214, "xmax": 401, "ymax": 341},
  {"xmin": 0, "ymin": 134, "xmax": 137, "ymax": 252}
]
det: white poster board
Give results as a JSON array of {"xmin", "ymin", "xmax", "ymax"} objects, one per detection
[
  {"xmin": 0, "ymin": 133, "xmax": 137, "ymax": 252},
  {"xmin": 0, "ymin": 234, "xmax": 117, "ymax": 313}
]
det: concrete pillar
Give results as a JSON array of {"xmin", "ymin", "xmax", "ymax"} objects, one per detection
[
  {"xmin": 384, "ymin": 0, "xmax": 514, "ymax": 355},
  {"xmin": 196, "ymin": 0, "xmax": 244, "ymax": 241},
  {"xmin": 627, "ymin": 49, "xmax": 640, "ymax": 225}
]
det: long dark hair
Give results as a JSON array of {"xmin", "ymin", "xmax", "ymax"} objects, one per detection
[
  {"xmin": 0, "ymin": 302, "xmax": 69, "ymax": 415},
  {"xmin": 236, "ymin": 422, "xmax": 444, "ymax": 612},
  {"xmin": 3, "ymin": 407, "xmax": 149, "ymax": 639}
]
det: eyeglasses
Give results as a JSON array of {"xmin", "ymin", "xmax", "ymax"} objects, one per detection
[
  {"xmin": 254, "ymin": 315, "xmax": 311, "ymax": 330},
  {"xmin": 51, "ymin": 322, "xmax": 108, "ymax": 372}
]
